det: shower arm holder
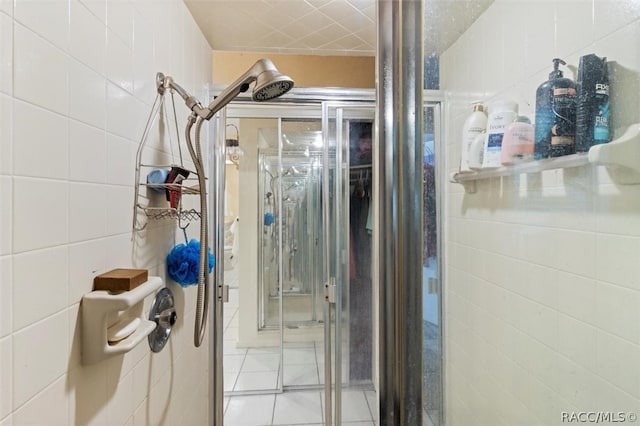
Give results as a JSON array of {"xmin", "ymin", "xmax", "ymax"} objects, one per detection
[{"xmin": 156, "ymin": 72, "xmax": 212, "ymax": 120}]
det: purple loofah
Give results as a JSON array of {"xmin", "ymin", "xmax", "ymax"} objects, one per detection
[{"xmin": 167, "ymin": 239, "xmax": 215, "ymax": 287}]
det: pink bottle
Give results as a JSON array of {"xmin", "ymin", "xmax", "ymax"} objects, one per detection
[{"xmin": 501, "ymin": 116, "xmax": 535, "ymax": 165}]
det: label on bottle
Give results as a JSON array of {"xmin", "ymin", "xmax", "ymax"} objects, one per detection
[
  {"xmin": 593, "ymin": 83, "xmax": 610, "ymax": 143},
  {"xmin": 551, "ymin": 86, "xmax": 577, "ymax": 147},
  {"xmin": 595, "ymin": 83, "xmax": 609, "ymax": 96},
  {"xmin": 487, "ymin": 133, "xmax": 503, "ymax": 149},
  {"xmin": 594, "ymin": 101, "xmax": 610, "ymax": 142},
  {"xmin": 551, "ymin": 135, "xmax": 574, "ymax": 146}
]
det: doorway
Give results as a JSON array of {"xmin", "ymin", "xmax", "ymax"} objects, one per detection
[
  {"xmin": 219, "ymin": 95, "xmax": 377, "ymax": 425},
  {"xmin": 212, "ymin": 89, "xmax": 443, "ymax": 425}
]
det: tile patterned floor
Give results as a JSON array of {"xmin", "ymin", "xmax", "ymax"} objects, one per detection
[
  {"xmin": 224, "ymin": 390, "xmax": 377, "ymax": 425},
  {"xmin": 222, "ymin": 271, "xmax": 376, "ymax": 425}
]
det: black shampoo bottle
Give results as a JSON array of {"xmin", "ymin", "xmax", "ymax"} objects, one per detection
[
  {"xmin": 575, "ymin": 54, "xmax": 610, "ymax": 152},
  {"xmin": 534, "ymin": 58, "xmax": 577, "ymax": 158}
]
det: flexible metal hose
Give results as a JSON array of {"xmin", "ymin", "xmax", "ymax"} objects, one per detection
[{"xmin": 184, "ymin": 113, "xmax": 209, "ymax": 347}]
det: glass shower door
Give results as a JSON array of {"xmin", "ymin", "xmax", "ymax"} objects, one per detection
[{"xmin": 322, "ymin": 102, "xmax": 376, "ymax": 425}]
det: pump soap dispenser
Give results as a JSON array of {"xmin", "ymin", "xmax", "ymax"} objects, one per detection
[
  {"xmin": 534, "ymin": 58, "xmax": 577, "ymax": 159},
  {"xmin": 460, "ymin": 102, "xmax": 487, "ymax": 172}
]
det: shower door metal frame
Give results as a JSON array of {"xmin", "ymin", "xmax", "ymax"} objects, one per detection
[{"xmin": 322, "ymin": 101, "xmax": 377, "ymax": 425}]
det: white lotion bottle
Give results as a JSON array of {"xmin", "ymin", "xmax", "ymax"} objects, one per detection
[
  {"xmin": 460, "ymin": 103, "xmax": 487, "ymax": 172},
  {"xmin": 482, "ymin": 99, "xmax": 518, "ymax": 168},
  {"xmin": 468, "ymin": 132, "xmax": 486, "ymax": 170}
]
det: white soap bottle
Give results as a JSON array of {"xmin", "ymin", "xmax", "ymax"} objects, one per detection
[
  {"xmin": 468, "ymin": 132, "xmax": 486, "ymax": 170},
  {"xmin": 460, "ymin": 103, "xmax": 487, "ymax": 172},
  {"xmin": 482, "ymin": 99, "xmax": 519, "ymax": 168}
]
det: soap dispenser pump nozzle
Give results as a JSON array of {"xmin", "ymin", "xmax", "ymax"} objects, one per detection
[{"xmin": 550, "ymin": 58, "xmax": 566, "ymax": 79}]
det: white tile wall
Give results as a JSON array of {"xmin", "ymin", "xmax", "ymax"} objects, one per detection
[
  {"xmin": 69, "ymin": 182, "xmax": 107, "ymax": 242},
  {"xmin": 69, "ymin": 119, "xmax": 107, "ymax": 183},
  {"xmin": 443, "ymin": 1, "xmax": 640, "ymax": 424},
  {"xmin": 106, "ymin": 81, "xmax": 140, "ymax": 139},
  {"xmin": 12, "ymin": 376, "xmax": 69, "ymax": 426},
  {"xmin": 0, "ymin": 257, "xmax": 11, "ymax": 338},
  {"xmin": 0, "ymin": 95, "xmax": 10, "ymax": 174},
  {"xmin": 2, "ymin": 0, "xmax": 212, "ymax": 423},
  {"xmin": 69, "ymin": 58, "xmax": 107, "ymax": 129},
  {"xmin": 0, "ymin": 177, "xmax": 10, "ymax": 256},
  {"xmin": 13, "ymin": 100, "xmax": 69, "ymax": 179},
  {"xmin": 0, "ymin": 13, "xmax": 11, "ymax": 96},
  {"xmin": 107, "ymin": 28, "xmax": 134, "ymax": 93},
  {"xmin": 12, "ymin": 310, "xmax": 67, "ymax": 408},
  {"xmin": 106, "ymin": 0, "xmax": 134, "ymax": 49},
  {"xmin": 13, "ymin": 23, "xmax": 69, "ymax": 115},
  {"xmin": 0, "ymin": 0, "xmax": 12, "ymax": 17},
  {"xmin": 14, "ymin": 0, "xmax": 70, "ymax": 52},
  {"xmin": 13, "ymin": 177, "xmax": 69, "ymax": 253},
  {"xmin": 12, "ymin": 246, "xmax": 69, "ymax": 331},
  {"xmin": 0, "ymin": 336, "xmax": 11, "ymax": 419},
  {"xmin": 69, "ymin": 0, "xmax": 106, "ymax": 75},
  {"xmin": 68, "ymin": 239, "xmax": 106, "ymax": 303}
]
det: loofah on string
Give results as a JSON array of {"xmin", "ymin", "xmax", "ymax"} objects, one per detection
[{"xmin": 167, "ymin": 239, "xmax": 215, "ymax": 287}]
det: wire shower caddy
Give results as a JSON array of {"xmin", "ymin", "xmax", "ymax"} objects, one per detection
[{"xmin": 132, "ymin": 82, "xmax": 203, "ymax": 234}]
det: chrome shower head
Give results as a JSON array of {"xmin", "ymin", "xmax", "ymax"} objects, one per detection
[
  {"xmin": 253, "ymin": 70, "xmax": 294, "ymax": 102},
  {"xmin": 204, "ymin": 58, "xmax": 294, "ymax": 119},
  {"xmin": 156, "ymin": 59, "xmax": 294, "ymax": 121}
]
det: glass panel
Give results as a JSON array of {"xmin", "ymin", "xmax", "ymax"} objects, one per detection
[
  {"xmin": 276, "ymin": 118, "xmax": 327, "ymax": 388},
  {"xmin": 422, "ymin": 104, "xmax": 442, "ymax": 426},
  {"xmin": 324, "ymin": 104, "xmax": 376, "ymax": 424},
  {"xmin": 439, "ymin": 1, "xmax": 640, "ymax": 425},
  {"xmin": 221, "ymin": 100, "xmax": 377, "ymax": 424},
  {"xmin": 223, "ymin": 117, "xmax": 282, "ymax": 395}
]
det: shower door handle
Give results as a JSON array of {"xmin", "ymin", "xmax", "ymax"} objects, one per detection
[
  {"xmin": 324, "ymin": 277, "xmax": 336, "ymax": 304},
  {"xmin": 218, "ymin": 284, "xmax": 229, "ymax": 303}
]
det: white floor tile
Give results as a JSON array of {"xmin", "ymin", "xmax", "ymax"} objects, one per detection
[
  {"xmin": 225, "ymin": 327, "xmax": 240, "ymax": 341},
  {"xmin": 224, "ymin": 344, "xmax": 248, "ymax": 356},
  {"xmin": 225, "ymin": 354, "xmax": 246, "ymax": 373},
  {"xmin": 225, "ymin": 394, "xmax": 275, "ymax": 426},
  {"xmin": 364, "ymin": 391, "xmax": 377, "ymax": 420},
  {"xmin": 340, "ymin": 391, "xmax": 374, "ymax": 422},
  {"xmin": 242, "ymin": 353, "xmax": 280, "ymax": 372},
  {"xmin": 234, "ymin": 371, "xmax": 279, "ymax": 391},
  {"xmin": 247, "ymin": 347, "xmax": 280, "ymax": 355},
  {"xmin": 224, "ymin": 371, "xmax": 239, "ymax": 392},
  {"xmin": 272, "ymin": 392, "xmax": 323, "ymax": 425},
  {"xmin": 283, "ymin": 347, "xmax": 317, "ymax": 365},
  {"xmin": 283, "ymin": 364, "xmax": 319, "ymax": 386}
]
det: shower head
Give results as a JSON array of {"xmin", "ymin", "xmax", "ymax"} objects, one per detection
[
  {"xmin": 156, "ymin": 59, "xmax": 293, "ymax": 121},
  {"xmin": 204, "ymin": 59, "xmax": 294, "ymax": 119},
  {"xmin": 253, "ymin": 70, "xmax": 294, "ymax": 102}
]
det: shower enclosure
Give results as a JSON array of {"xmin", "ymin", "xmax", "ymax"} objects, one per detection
[
  {"xmin": 210, "ymin": 87, "xmax": 444, "ymax": 424},
  {"xmin": 258, "ymin": 141, "xmax": 324, "ymax": 329}
]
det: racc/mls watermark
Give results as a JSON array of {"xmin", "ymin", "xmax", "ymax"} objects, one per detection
[{"xmin": 561, "ymin": 412, "xmax": 638, "ymax": 423}]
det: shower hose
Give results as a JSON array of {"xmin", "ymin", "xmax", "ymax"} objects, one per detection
[{"xmin": 185, "ymin": 113, "xmax": 209, "ymax": 347}]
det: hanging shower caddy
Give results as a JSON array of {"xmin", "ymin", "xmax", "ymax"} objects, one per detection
[{"xmin": 132, "ymin": 76, "xmax": 203, "ymax": 233}]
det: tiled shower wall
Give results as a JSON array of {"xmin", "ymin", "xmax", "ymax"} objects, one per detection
[
  {"xmin": 441, "ymin": 1, "xmax": 640, "ymax": 425},
  {"xmin": 0, "ymin": 0, "xmax": 212, "ymax": 424}
]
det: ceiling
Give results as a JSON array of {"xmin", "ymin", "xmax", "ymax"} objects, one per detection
[{"xmin": 185, "ymin": 0, "xmax": 493, "ymax": 57}]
